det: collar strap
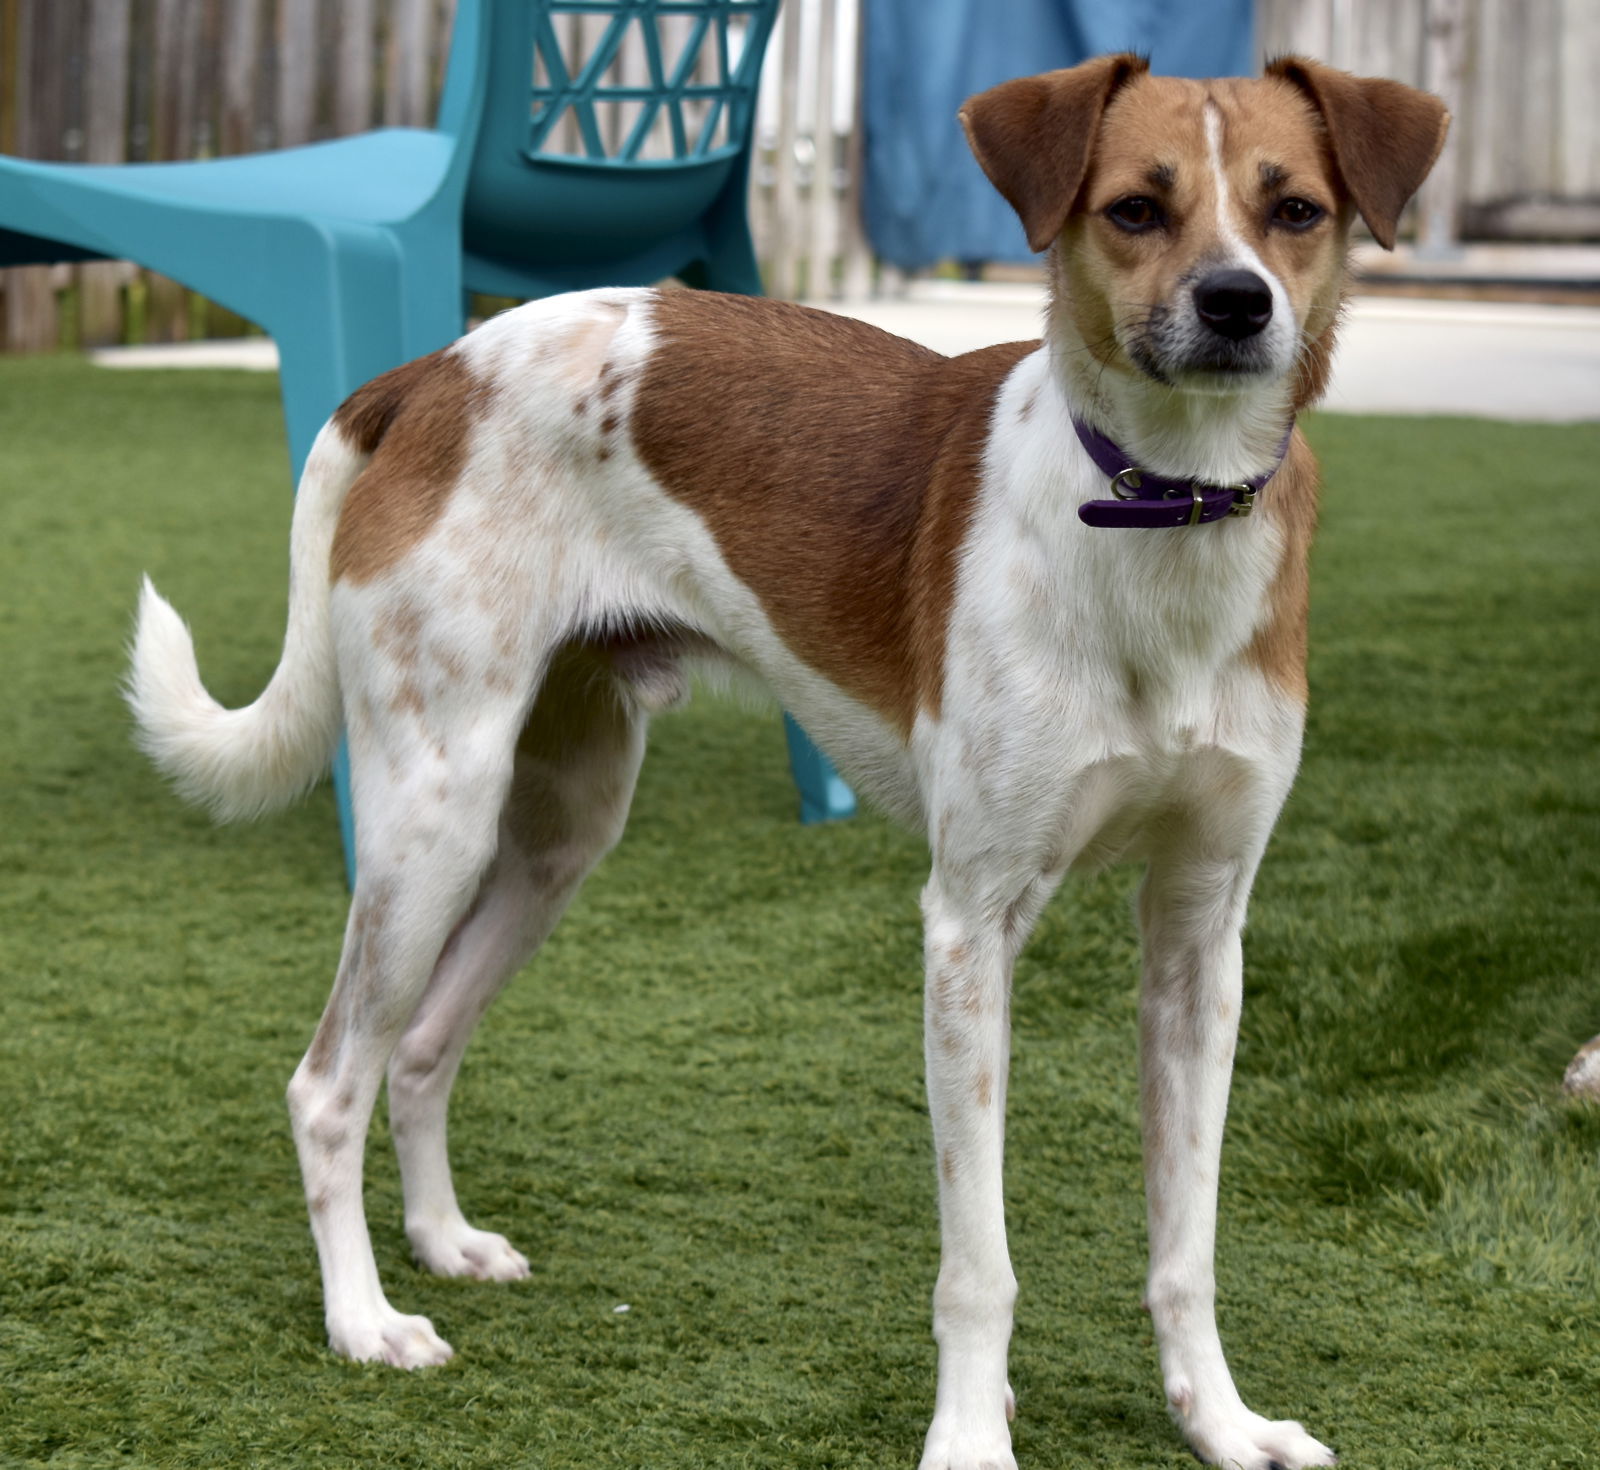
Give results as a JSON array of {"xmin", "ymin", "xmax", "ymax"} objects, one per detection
[{"xmin": 1072, "ymin": 418, "xmax": 1292, "ymax": 529}]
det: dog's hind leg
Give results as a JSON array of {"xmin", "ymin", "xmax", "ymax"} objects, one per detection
[
  {"xmin": 1137, "ymin": 835, "xmax": 1335, "ymax": 1469},
  {"xmin": 386, "ymin": 644, "xmax": 646, "ymax": 1281},
  {"xmin": 285, "ymin": 681, "xmax": 533, "ymax": 1369}
]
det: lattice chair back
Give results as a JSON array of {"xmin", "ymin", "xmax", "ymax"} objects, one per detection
[
  {"xmin": 460, "ymin": 0, "xmax": 781, "ymax": 282},
  {"xmin": 530, "ymin": 0, "xmax": 776, "ymax": 166}
]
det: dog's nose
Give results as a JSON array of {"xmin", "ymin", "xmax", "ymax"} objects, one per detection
[{"xmin": 1193, "ymin": 269, "xmax": 1273, "ymax": 341}]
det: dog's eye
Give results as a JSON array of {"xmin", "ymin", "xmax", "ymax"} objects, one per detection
[
  {"xmin": 1272, "ymin": 197, "xmax": 1323, "ymax": 228},
  {"xmin": 1106, "ymin": 196, "xmax": 1163, "ymax": 232}
]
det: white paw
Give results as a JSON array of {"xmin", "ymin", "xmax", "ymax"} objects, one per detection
[
  {"xmin": 919, "ymin": 1413, "xmax": 1017, "ymax": 1470},
  {"xmin": 1186, "ymin": 1407, "xmax": 1336, "ymax": 1469},
  {"xmin": 409, "ymin": 1220, "xmax": 531, "ymax": 1282},
  {"xmin": 329, "ymin": 1307, "xmax": 454, "ymax": 1369}
]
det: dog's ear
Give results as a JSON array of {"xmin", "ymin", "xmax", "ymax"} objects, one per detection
[
  {"xmin": 1267, "ymin": 56, "xmax": 1450, "ymax": 250},
  {"xmin": 960, "ymin": 55, "xmax": 1149, "ymax": 253}
]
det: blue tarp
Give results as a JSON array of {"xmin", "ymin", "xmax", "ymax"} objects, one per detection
[{"xmin": 862, "ymin": 0, "xmax": 1255, "ymax": 269}]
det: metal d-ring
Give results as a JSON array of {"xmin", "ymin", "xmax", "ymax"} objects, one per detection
[{"xmin": 1109, "ymin": 467, "xmax": 1144, "ymax": 500}]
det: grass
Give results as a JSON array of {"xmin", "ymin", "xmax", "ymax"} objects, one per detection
[{"xmin": 1, "ymin": 354, "xmax": 1597, "ymax": 1468}]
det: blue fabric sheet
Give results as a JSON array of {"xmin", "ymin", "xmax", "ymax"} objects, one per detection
[{"xmin": 862, "ymin": 0, "xmax": 1255, "ymax": 269}]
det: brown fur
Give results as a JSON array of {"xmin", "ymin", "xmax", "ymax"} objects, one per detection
[
  {"xmin": 329, "ymin": 349, "xmax": 487, "ymax": 585},
  {"xmin": 630, "ymin": 290, "xmax": 1035, "ymax": 734},
  {"xmin": 1244, "ymin": 429, "xmax": 1319, "ymax": 701},
  {"xmin": 1049, "ymin": 71, "xmax": 1355, "ymax": 409},
  {"xmin": 960, "ymin": 54, "xmax": 1149, "ymax": 252}
]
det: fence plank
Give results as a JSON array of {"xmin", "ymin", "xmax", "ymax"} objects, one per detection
[
  {"xmin": 218, "ymin": 0, "xmax": 262, "ymax": 154},
  {"xmin": 385, "ymin": 0, "xmax": 431, "ymax": 126},
  {"xmin": 1418, "ymin": 0, "xmax": 1464, "ymax": 251},
  {"xmin": 336, "ymin": 0, "xmax": 377, "ymax": 136},
  {"xmin": 147, "ymin": 0, "xmax": 203, "ymax": 340},
  {"xmin": 807, "ymin": 0, "xmax": 837, "ymax": 297},
  {"xmin": 80, "ymin": 0, "xmax": 134, "ymax": 345},
  {"xmin": 1558, "ymin": 0, "xmax": 1600, "ymax": 193},
  {"xmin": 276, "ymin": 0, "xmax": 317, "ymax": 147},
  {"xmin": 4, "ymin": 0, "xmax": 66, "ymax": 352},
  {"xmin": 767, "ymin": 0, "xmax": 803, "ymax": 298},
  {"xmin": 0, "ymin": 0, "xmax": 17, "ymax": 157}
]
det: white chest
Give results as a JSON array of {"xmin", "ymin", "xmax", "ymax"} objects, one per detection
[{"xmin": 919, "ymin": 383, "xmax": 1304, "ymax": 874}]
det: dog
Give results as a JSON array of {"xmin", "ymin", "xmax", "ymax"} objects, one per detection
[{"xmin": 127, "ymin": 54, "xmax": 1448, "ymax": 1470}]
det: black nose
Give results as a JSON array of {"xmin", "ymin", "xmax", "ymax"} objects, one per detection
[{"xmin": 1193, "ymin": 269, "xmax": 1273, "ymax": 341}]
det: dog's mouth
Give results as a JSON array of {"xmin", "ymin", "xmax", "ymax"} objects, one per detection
[
  {"xmin": 1124, "ymin": 318, "xmax": 1287, "ymax": 392},
  {"xmin": 1119, "ymin": 273, "xmax": 1295, "ymax": 392}
]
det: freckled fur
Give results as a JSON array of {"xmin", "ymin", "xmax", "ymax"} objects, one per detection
[{"xmin": 126, "ymin": 55, "xmax": 1447, "ymax": 1470}]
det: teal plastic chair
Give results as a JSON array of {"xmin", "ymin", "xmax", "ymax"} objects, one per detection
[{"xmin": 0, "ymin": 0, "xmax": 854, "ymax": 879}]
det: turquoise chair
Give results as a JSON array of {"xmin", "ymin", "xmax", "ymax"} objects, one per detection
[{"xmin": 0, "ymin": 0, "xmax": 854, "ymax": 880}]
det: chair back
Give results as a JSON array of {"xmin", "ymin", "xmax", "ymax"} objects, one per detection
[{"xmin": 444, "ymin": 0, "xmax": 780, "ymax": 271}]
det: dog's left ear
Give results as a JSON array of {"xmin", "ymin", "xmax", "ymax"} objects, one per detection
[
  {"xmin": 1268, "ymin": 56, "xmax": 1450, "ymax": 250},
  {"xmin": 960, "ymin": 54, "xmax": 1149, "ymax": 253}
]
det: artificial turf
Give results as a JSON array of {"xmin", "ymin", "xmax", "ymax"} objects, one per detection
[{"xmin": 1, "ymin": 354, "xmax": 1596, "ymax": 1468}]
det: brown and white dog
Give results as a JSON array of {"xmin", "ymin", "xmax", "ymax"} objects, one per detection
[{"xmin": 128, "ymin": 55, "xmax": 1447, "ymax": 1470}]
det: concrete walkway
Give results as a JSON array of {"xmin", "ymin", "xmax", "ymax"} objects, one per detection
[
  {"xmin": 823, "ymin": 283, "xmax": 1600, "ymax": 422},
  {"xmin": 92, "ymin": 281, "xmax": 1600, "ymax": 423}
]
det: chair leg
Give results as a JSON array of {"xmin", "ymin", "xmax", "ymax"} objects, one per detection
[
  {"xmin": 332, "ymin": 740, "xmax": 359, "ymax": 888},
  {"xmin": 784, "ymin": 714, "xmax": 857, "ymax": 824}
]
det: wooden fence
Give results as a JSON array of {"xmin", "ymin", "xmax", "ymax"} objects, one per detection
[{"xmin": 1, "ymin": 0, "xmax": 1596, "ymax": 354}]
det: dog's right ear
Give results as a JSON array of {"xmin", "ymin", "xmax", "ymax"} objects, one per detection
[{"xmin": 960, "ymin": 54, "xmax": 1149, "ymax": 253}]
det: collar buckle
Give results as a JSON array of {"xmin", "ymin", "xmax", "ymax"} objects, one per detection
[
  {"xmin": 1109, "ymin": 467, "xmax": 1144, "ymax": 501},
  {"xmin": 1228, "ymin": 483, "xmax": 1258, "ymax": 518}
]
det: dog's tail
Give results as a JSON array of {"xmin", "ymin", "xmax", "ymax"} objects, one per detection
[{"xmin": 126, "ymin": 417, "xmax": 364, "ymax": 823}]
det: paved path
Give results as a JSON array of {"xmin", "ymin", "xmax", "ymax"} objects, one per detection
[
  {"xmin": 93, "ymin": 282, "xmax": 1599, "ymax": 423},
  {"xmin": 823, "ymin": 283, "xmax": 1600, "ymax": 423}
]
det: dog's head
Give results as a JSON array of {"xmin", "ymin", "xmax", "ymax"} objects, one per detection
[{"xmin": 961, "ymin": 56, "xmax": 1449, "ymax": 409}]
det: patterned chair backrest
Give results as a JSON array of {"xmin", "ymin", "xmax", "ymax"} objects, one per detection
[{"xmin": 527, "ymin": 0, "xmax": 779, "ymax": 167}]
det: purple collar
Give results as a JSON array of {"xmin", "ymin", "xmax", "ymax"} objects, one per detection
[{"xmin": 1072, "ymin": 418, "xmax": 1292, "ymax": 528}]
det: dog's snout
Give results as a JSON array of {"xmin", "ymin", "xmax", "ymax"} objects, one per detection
[{"xmin": 1192, "ymin": 270, "xmax": 1273, "ymax": 341}]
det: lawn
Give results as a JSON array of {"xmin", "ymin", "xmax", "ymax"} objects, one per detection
[{"xmin": 1, "ymin": 355, "xmax": 1597, "ymax": 1469}]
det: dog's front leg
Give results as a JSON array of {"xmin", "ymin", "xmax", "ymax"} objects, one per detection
[
  {"xmin": 919, "ymin": 867, "xmax": 1043, "ymax": 1470},
  {"xmin": 1138, "ymin": 849, "xmax": 1335, "ymax": 1470}
]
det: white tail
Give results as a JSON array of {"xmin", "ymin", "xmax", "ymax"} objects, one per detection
[{"xmin": 126, "ymin": 420, "xmax": 365, "ymax": 822}]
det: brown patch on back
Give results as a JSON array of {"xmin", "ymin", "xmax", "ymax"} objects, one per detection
[
  {"xmin": 631, "ymin": 291, "xmax": 1036, "ymax": 734},
  {"xmin": 1244, "ymin": 428, "xmax": 1319, "ymax": 702},
  {"xmin": 330, "ymin": 348, "xmax": 487, "ymax": 585}
]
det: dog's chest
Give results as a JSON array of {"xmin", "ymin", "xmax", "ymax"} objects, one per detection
[{"xmin": 931, "ymin": 466, "xmax": 1296, "ymax": 866}]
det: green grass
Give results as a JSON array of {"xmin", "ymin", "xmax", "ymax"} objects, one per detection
[{"xmin": 1, "ymin": 355, "xmax": 1597, "ymax": 1468}]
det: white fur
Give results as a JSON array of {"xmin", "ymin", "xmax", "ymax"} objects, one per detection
[
  {"xmin": 127, "ymin": 419, "xmax": 359, "ymax": 820},
  {"xmin": 128, "ymin": 263, "xmax": 1330, "ymax": 1467}
]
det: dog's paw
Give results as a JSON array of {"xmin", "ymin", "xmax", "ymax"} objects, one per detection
[
  {"xmin": 329, "ymin": 1307, "xmax": 454, "ymax": 1369},
  {"xmin": 409, "ymin": 1221, "xmax": 531, "ymax": 1283},
  {"xmin": 1185, "ymin": 1407, "xmax": 1335, "ymax": 1469},
  {"xmin": 918, "ymin": 1414, "xmax": 1017, "ymax": 1470}
]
